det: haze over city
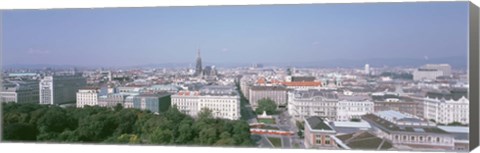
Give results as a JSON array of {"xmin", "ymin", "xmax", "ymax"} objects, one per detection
[{"xmin": 2, "ymin": 2, "xmax": 469, "ymax": 68}]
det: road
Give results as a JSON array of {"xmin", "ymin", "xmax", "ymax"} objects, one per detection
[
  {"xmin": 235, "ymin": 82, "xmax": 304, "ymax": 148},
  {"xmin": 277, "ymin": 110, "xmax": 305, "ymax": 149}
]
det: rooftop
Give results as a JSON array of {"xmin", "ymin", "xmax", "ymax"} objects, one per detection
[
  {"xmin": 282, "ymin": 81, "xmax": 322, "ymax": 87},
  {"xmin": 294, "ymin": 90, "xmax": 338, "ymax": 100},
  {"xmin": 250, "ymin": 85, "xmax": 287, "ymax": 91},
  {"xmin": 362, "ymin": 113, "xmax": 448, "ymax": 134},
  {"xmin": 306, "ymin": 116, "xmax": 333, "ymax": 131},
  {"xmin": 336, "ymin": 131, "xmax": 393, "ymax": 150}
]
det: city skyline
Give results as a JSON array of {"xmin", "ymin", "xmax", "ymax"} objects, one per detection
[{"xmin": 2, "ymin": 2, "xmax": 469, "ymax": 67}]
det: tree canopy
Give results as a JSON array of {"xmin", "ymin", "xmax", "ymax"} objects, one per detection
[
  {"xmin": 255, "ymin": 98, "xmax": 277, "ymax": 115},
  {"xmin": 2, "ymin": 102, "xmax": 254, "ymax": 146}
]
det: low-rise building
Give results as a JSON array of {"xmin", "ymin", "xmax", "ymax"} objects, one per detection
[
  {"xmin": 171, "ymin": 85, "xmax": 241, "ymax": 120},
  {"xmin": 249, "ymin": 85, "xmax": 287, "ymax": 108},
  {"xmin": 423, "ymin": 89, "xmax": 469, "ymax": 125},
  {"xmin": 304, "ymin": 116, "xmax": 338, "ymax": 149},
  {"xmin": 336, "ymin": 95, "xmax": 374, "ymax": 121},
  {"xmin": 288, "ymin": 90, "xmax": 338, "ymax": 121},
  {"xmin": 362, "ymin": 110, "xmax": 456, "ymax": 151},
  {"xmin": 133, "ymin": 93, "xmax": 171, "ymax": 114},
  {"xmin": 76, "ymin": 87, "xmax": 101, "ymax": 108},
  {"xmin": 0, "ymin": 80, "xmax": 39, "ymax": 103}
]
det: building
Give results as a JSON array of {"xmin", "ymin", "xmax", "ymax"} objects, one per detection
[
  {"xmin": 336, "ymin": 95, "xmax": 374, "ymax": 121},
  {"xmin": 239, "ymin": 75, "xmax": 255, "ymax": 100},
  {"xmin": 194, "ymin": 49, "xmax": 203, "ymax": 76},
  {"xmin": 437, "ymin": 126, "xmax": 469, "ymax": 151},
  {"xmin": 133, "ymin": 93, "xmax": 171, "ymax": 114},
  {"xmin": 117, "ymin": 86, "xmax": 145, "ymax": 94},
  {"xmin": 422, "ymin": 64, "xmax": 452, "ymax": 77},
  {"xmin": 288, "ymin": 90, "xmax": 338, "ymax": 121},
  {"xmin": 423, "ymin": 89, "xmax": 469, "ymax": 125},
  {"xmin": 374, "ymin": 100, "xmax": 423, "ymax": 118},
  {"xmin": 372, "ymin": 92, "xmax": 423, "ymax": 117},
  {"xmin": 249, "ymin": 85, "xmax": 287, "ymax": 108},
  {"xmin": 335, "ymin": 131, "xmax": 393, "ymax": 150},
  {"xmin": 0, "ymin": 80, "xmax": 39, "ymax": 103},
  {"xmin": 362, "ymin": 110, "xmax": 456, "ymax": 151},
  {"xmin": 281, "ymin": 81, "xmax": 323, "ymax": 90},
  {"xmin": 171, "ymin": 85, "xmax": 241, "ymax": 120},
  {"xmin": 365, "ymin": 64, "xmax": 370, "ymax": 75},
  {"xmin": 413, "ymin": 68, "xmax": 444, "ymax": 81},
  {"xmin": 291, "ymin": 76, "xmax": 316, "ymax": 82},
  {"xmin": 98, "ymin": 93, "xmax": 129, "ymax": 108},
  {"xmin": 145, "ymin": 84, "xmax": 182, "ymax": 94},
  {"xmin": 39, "ymin": 75, "xmax": 87, "ymax": 105},
  {"xmin": 304, "ymin": 116, "xmax": 338, "ymax": 149},
  {"xmin": 76, "ymin": 87, "xmax": 101, "ymax": 108}
]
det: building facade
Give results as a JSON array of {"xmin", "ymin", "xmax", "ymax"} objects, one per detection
[
  {"xmin": 0, "ymin": 80, "xmax": 39, "ymax": 103},
  {"xmin": 39, "ymin": 75, "xmax": 87, "ymax": 105},
  {"xmin": 76, "ymin": 87, "xmax": 100, "ymax": 108},
  {"xmin": 98, "ymin": 93, "xmax": 129, "ymax": 108},
  {"xmin": 362, "ymin": 110, "xmax": 456, "ymax": 151},
  {"xmin": 423, "ymin": 97, "xmax": 469, "ymax": 125},
  {"xmin": 133, "ymin": 93, "xmax": 171, "ymax": 114},
  {"xmin": 288, "ymin": 90, "xmax": 338, "ymax": 121},
  {"xmin": 336, "ymin": 96, "xmax": 374, "ymax": 121},
  {"xmin": 249, "ymin": 85, "xmax": 287, "ymax": 108},
  {"xmin": 413, "ymin": 68, "xmax": 444, "ymax": 81},
  {"xmin": 171, "ymin": 86, "xmax": 241, "ymax": 120},
  {"xmin": 304, "ymin": 116, "xmax": 338, "ymax": 149}
]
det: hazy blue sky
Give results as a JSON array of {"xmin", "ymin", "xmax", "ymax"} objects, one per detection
[{"xmin": 2, "ymin": 2, "xmax": 469, "ymax": 67}]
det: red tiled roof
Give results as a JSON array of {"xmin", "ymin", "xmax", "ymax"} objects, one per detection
[{"xmin": 257, "ymin": 77, "xmax": 266, "ymax": 84}]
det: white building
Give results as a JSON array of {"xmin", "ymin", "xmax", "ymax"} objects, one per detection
[
  {"xmin": 422, "ymin": 64, "xmax": 452, "ymax": 77},
  {"xmin": 39, "ymin": 75, "xmax": 87, "ymax": 105},
  {"xmin": 364, "ymin": 64, "xmax": 370, "ymax": 75},
  {"xmin": 171, "ymin": 86, "xmax": 241, "ymax": 120},
  {"xmin": 362, "ymin": 110, "xmax": 456, "ymax": 151},
  {"xmin": 423, "ymin": 96, "xmax": 469, "ymax": 125},
  {"xmin": 76, "ymin": 87, "xmax": 100, "ymax": 108},
  {"xmin": 336, "ymin": 95, "xmax": 374, "ymax": 121},
  {"xmin": 288, "ymin": 90, "xmax": 338, "ymax": 121},
  {"xmin": 413, "ymin": 68, "xmax": 444, "ymax": 81}
]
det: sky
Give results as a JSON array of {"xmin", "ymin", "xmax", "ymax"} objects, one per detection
[{"xmin": 1, "ymin": 2, "xmax": 470, "ymax": 67}]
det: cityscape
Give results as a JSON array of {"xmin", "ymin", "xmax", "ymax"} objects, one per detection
[{"xmin": 0, "ymin": 2, "xmax": 471, "ymax": 152}]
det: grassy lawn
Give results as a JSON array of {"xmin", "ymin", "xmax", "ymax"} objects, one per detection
[
  {"xmin": 258, "ymin": 118, "xmax": 276, "ymax": 124},
  {"xmin": 267, "ymin": 137, "xmax": 282, "ymax": 147}
]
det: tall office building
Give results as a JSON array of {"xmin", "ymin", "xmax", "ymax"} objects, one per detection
[
  {"xmin": 39, "ymin": 75, "xmax": 87, "ymax": 105},
  {"xmin": 194, "ymin": 49, "xmax": 203, "ymax": 76},
  {"xmin": 364, "ymin": 64, "xmax": 370, "ymax": 75}
]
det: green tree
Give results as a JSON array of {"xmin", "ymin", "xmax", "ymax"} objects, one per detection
[
  {"xmin": 37, "ymin": 106, "xmax": 73, "ymax": 133},
  {"xmin": 150, "ymin": 128, "xmax": 174, "ymax": 144},
  {"xmin": 448, "ymin": 122, "xmax": 465, "ymax": 126},
  {"xmin": 350, "ymin": 118, "xmax": 361, "ymax": 122},
  {"xmin": 255, "ymin": 98, "xmax": 277, "ymax": 115},
  {"xmin": 3, "ymin": 123, "xmax": 38, "ymax": 141}
]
